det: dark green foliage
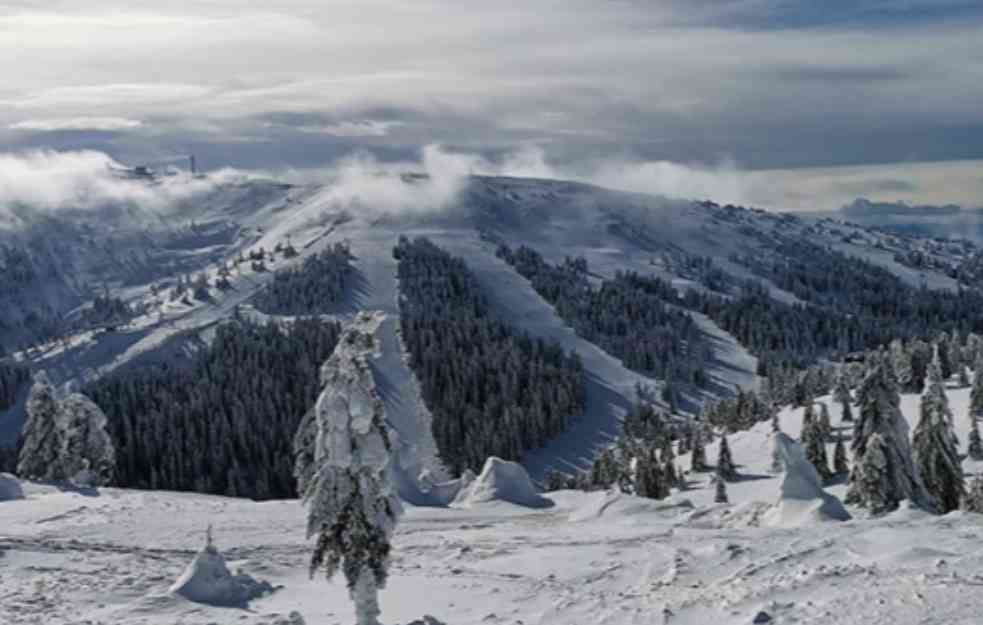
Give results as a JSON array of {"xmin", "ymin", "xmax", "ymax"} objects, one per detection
[
  {"xmin": 834, "ymin": 437, "xmax": 849, "ymax": 475},
  {"xmin": 254, "ymin": 243, "xmax": 354, "ymax": 315},
  {"xmin": 86, "ymin": 318, "xmax": 341, "ymax": 499},
  {"xmin": 716, "ymin": 434, "xmax": 737, "ymax": 481},
  {"xmin": 703, "ymin": 388, "xmax": 772, "ymax": 432},
  {"xmin": 395, "ymin": 236, "xmax": 586, "ymax": 474},
  {"xmin": 0, "ymin": 361, "xmax": 30, "ymax": 412},
  {"xmin": 496, "ymin": 244, "xmax": 711, "ymax": 387}
]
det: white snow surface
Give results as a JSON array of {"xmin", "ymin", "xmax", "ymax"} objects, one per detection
[{"xmin": 5, "ymin": 383, "xmax": 983, "ymax": 624}]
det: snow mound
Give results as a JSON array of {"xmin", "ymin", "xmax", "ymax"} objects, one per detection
[
  {"xmin": 453, "ymin": 457, "xmax": 552, "ymax": 508},
  {"xmin": 0, "ymin": 472, "xmax": 24, "ymax": 501},
  {"xmin": 169, "ymin": 538, "xmax": 273, "ymax": 607},
  {"xmin": 763, "ymin": 433, "xmax": 850, "ymax": 527}
]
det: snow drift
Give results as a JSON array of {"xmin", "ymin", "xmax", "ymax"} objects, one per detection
[
  {"xmin": 169, "ymin": 532, "xmax": 273, "ymax": 607},
  {"xmin": 764, "ymin": 432, "xmax": 850, "ymax": 527},
  {"xmin": 453, "ymin": 457, "xmax": 552, "ymax": 508},
  {"xmin": 0, "ymin": 472, "xmax": 24, "ymax": 501}
]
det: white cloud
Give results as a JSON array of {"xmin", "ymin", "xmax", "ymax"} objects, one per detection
[
  {"xmin": 0, "ymin": 150, "xmax": 231, "ymax": 217},
  {"xmin": 9, "ymin": 117, "xmax": 143, "ymax": 132}
]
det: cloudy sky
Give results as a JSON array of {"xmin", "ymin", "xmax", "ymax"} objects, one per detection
[{"xmin": 2, "ymin": 1, "xmax": 982, "ymax": 210}]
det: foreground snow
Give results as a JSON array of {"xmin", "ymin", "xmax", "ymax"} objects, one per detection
[{"xmin": 4, "ymin": 452, "xmax": 983, "ymax": 624}]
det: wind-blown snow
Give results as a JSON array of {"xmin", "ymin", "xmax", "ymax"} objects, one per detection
[{"xmin": 168, "ymin": 536, "xmax": 274, "ymax": 607}]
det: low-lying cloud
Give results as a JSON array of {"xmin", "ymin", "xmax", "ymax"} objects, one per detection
[{"xmin": 0, "ymin": 150, "xmax": 232, "ymax": 219}]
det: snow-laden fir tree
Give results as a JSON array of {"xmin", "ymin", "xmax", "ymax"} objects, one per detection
[
  {"xmin": 57, "ymin": 393, "xmax": 115, "ymax": 486},
  {"xmin": 912, "ymin": 347, "xmax": 964, "ymax": 513},
  {"xmin": 846, "ymin": 352, "xmax": 932, "ymax": 513},
  {"xmin": 833, "ymin": 436, "xmax": 849, "ymax": 475},
  {"xmin": 294, "ymin": 312, "xmax": 402, "ymax": 625},
  {"xmin": 964, "ymin": 474, "xmax": 983, "ymax": 514},
  {"xmin": 802, "ymin": 415, "xmax": 833, "ymax": 483},
  {"xmin": 16, "ymin": 372, "xmax": 115, "ymax": 486},
  {"xmin": 635, "ymin": 447, "xmax": 667, "ymax": 500},
  {"xmin": 770, "ymin": 430, "xmax": 785, "ymax": 474},
  {"xmin": 716, "ymin": 433, "xmax": 737, "ymax": 482},
  {"xmin": 968, "ymin": 416, "xmax": 983, "ymax": 461},
  {"xmin": 802, "ymin": 401, "xmax": 815, "ymax": 434},
  {"xmin": 16, "ymin": 372, "xmax": 62, "ymax": 481},
  {"xmin": 713, "ymin": 471, "xmax": 729, "ymax": 504}
]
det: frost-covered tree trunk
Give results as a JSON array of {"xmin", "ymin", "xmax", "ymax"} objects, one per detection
[
  {"xmin": 846, "ymin": 352, "xmax": 932, "ymax": 513},
  {"xmin": 16, "ymin": 372, "xmax": 63, "ymax": 481},
  {"xmin": 294, "ymin": 312, "xmax": 403, "ymax": 625},
  {"xmin": 912, "ymin": 349, "xmax": 963, "ymax": 513}
]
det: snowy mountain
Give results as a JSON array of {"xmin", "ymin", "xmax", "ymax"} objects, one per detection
[{"xmin": 4, "ymin": 170, "xmax": 983, "ymax": 624}]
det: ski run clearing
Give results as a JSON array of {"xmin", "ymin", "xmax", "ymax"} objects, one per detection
[{"xmin": 4, "ymin": 380, "xmax": 983, "ymax": 625}]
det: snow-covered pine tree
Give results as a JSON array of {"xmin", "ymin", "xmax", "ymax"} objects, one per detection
[
  {"xmin": 713, "ymin": 471, "xmax": 729, "ymax": 503},
  {"xmin": 716, "ymin": 433, "xmax": 737, "ymax": 482},
  {"xmin": 769, "ymin": 431, "xmax": 785, "ymax": 474},
  {"xmin": 968, "ymin": 416, "xmax": 983, "ymax": 461},
  {"xmin": 802, "ymin": 415, "xmax": 833, "ymax": 483},
  {"xmin": 833, "ymin": 436, "xmax": 849, "ymax": 475},
  {"xmin": 964, "ymin": 474, "xmax": 983, "ymax": 514},
  {"xmin": 802, "ymin": 401, "xmax": 815, "ymax": 435},
  {"xmin": 16, "ymin": 372, "xmax": 63, "ymax": 481},
  {"xmin": 635, "ymin": 447, "xmax": 666, "ymax": 499},
  {"xmin": 912, "ymin": 348, "xmax": 964, "ymax": 513},
  {"xmin": 295, "ymin": 312, "xmax": 403, "ymax": 625},
  {"xmin": 690, "ymin": 427, "xmax": 708, "ymax": 472},
  {"xmin": 846, "ymin": 352, "xmax": 932, "ymax": 513},
  {"xmin": 57, "ymin": 392, "xmax": 116, "ymax": 486}
]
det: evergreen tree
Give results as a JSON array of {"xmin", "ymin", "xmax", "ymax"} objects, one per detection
[
  {"xmin": 968, "ymin": 417, "xmax": 983, "ymax": 461},
  {"xmin": 970, "ymin": 352, "xmax": 983, "ymax": 418},
  {"xmin": 912, "ymin": 349, "xmax": 964, "ymax": 513},
  {"xmin": 716, "ymin": 433, "xmax": 737, "ymax": 482},
  {"xmin": 690, "ymin": 427, "xmax": 708, "ymax": 472},
  {"xmin": 713, "ymin": 471, "xmax": 729, "ymax": 504},
  {"xmin": 834, "ymin": 369, "xmax": 853, "ymax": 422},
  {"xmin": 846, "ymin": 354, "xmax": 932, "ymax": 512},
  {"xmin": 295, "ymin": 313, "xmax": 402, "ymax": 625},
  {"xmin": 16, "ymin": 372, "xmax": 63, "ymax": 481},
  {"xmin": 818, "ymin": 402, "xmax": 832, "ymax": 441},
  {"xmin": 802, "ymin": 416, "xmax": 833, "ymax": 483},
  {"xmin": 964, "ymin": 474, "xmax": 983, "ymax": 514},
  {"xmin": 635, "ymin": 447, "xmax": 667, "ymax": 500},
  {"xmin": 833, "ymin": 437, "xmax": 849, "ymax": 475},
  {"xmin": 770, "ymin": 431, "xmax": 785, "ymax": 474}
]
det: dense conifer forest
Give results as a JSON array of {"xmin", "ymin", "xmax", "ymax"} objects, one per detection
[
  {"xmin": 495, "ymin": 244, "xmax": 711, "ymax": 387},
  {"xmin": 395, "ymin": 236, "xmax": 587, "ymax": 474},
  {"xmin": 86, "ymin": 316, "xmax": 341, "ymax": 499},
  {"xmin": 253, "ymin": 242, "xmax": 355, "ymax": 315}
]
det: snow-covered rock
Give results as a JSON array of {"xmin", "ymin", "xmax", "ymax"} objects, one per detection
[
  {"xmin": 763, "ymin": 432, "xmax": 850, "ymax": 527},
  {"xmin": 169, "ymin": 531, "xmax": 273, "ymax": 607},
  {"xmin": 0, "ymin": 472, "xmax": 23, "ymax": 501},
  {"xmin": 453, "ymin": 457, "xmax": 552, "ymax": 509}
]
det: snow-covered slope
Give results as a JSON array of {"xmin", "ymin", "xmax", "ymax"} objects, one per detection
[
  {"xmin": 4, "ymin": 379, "xmax": 983, "ymax": 625},
  {"xmin": 1, "ymin": 172, "xmax": 973, "ymax": 483}
]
